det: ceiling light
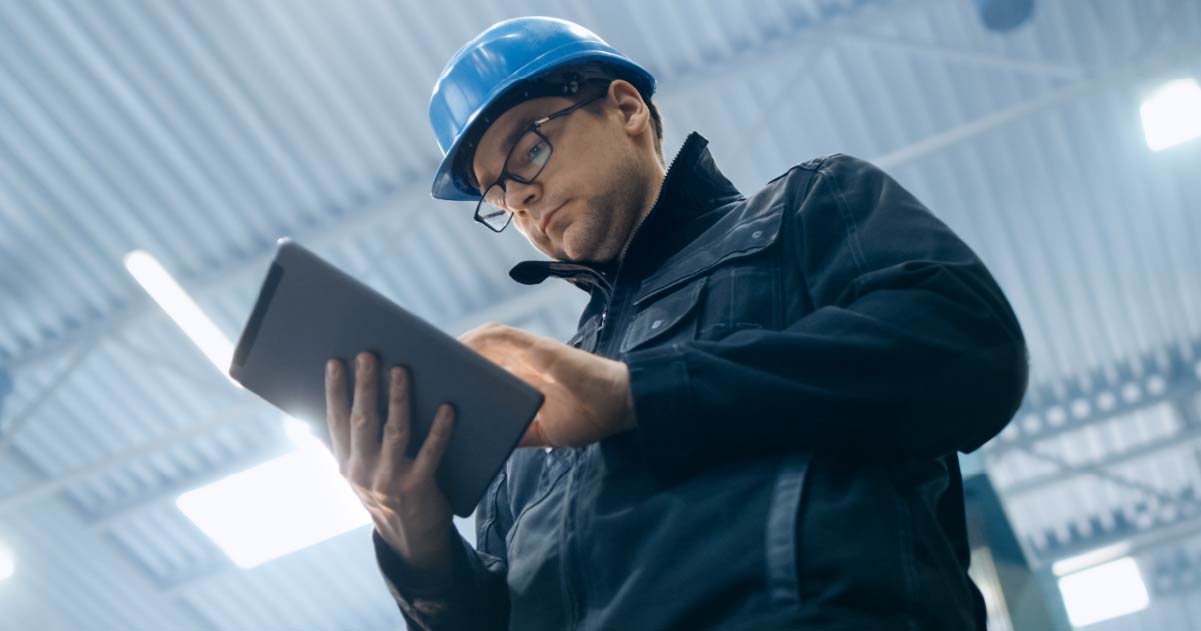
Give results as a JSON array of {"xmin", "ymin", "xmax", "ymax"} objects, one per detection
[
  {"xmin": 176, "ymin": 433, "xmax": 369, "ymax": 568},
  {"xmin": 1051, "ymin": 542, "xmax": 1131, "ymax": 576},
  {"xmin": 1057, "ymin": 557, "xmax": 1149, "ymax": 627},
  {"xmin": 124, "ymin": 250, "xmax": 236, "ymax": 380},
  {"xmin": 1141, "ymin": 78, "xmax": 1201, "ymax": 151}
]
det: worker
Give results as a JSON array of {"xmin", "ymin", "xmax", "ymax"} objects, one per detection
[{"xmin": 324, "ymin": 16, "xmax": 1029, "ymax": 630}]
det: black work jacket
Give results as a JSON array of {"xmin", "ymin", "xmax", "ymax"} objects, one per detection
[{"xmin": 374, "ymin": 132, "xmax": 1029, "ymax": 630}]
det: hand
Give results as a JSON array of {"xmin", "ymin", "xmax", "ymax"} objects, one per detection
[
  {"xmin": 325, "ymin": 352, "xmax": 456, "ymax": 583},
  {"xmin": 458, "ymin": 323, "xmax": 637, "ymax": 449}
]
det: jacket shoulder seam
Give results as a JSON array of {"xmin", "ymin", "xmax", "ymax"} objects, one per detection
[{"xmin": 810, "ymin": 158, "xmax": 870, "ymax": 280}]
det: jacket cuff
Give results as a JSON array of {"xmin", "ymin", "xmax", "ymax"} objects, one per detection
[
  {"xmin": 624, "ymin": 344, "xmax": 696, "ymax": 471},
  {"xmin": 372, "ymin": 527, "xmax": 468, "ymax": 598}
]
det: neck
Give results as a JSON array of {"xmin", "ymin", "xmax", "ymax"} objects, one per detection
[{"xmin": 616, "ymin": 161, "xmax": 667, "ymax": 264}]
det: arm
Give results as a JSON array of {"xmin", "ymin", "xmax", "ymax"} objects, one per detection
[
  {"xmin": 625, "ymin": 155, "xmax": 1029, "ymax": 470},
  {"xmin": 372, "ymin": 472, "xmax": 511, "ymax": 630}
]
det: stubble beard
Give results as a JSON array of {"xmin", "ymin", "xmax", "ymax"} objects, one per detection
[{"xmin": 564, "ymin": 161, "xmax": 647, "ymax": 264}]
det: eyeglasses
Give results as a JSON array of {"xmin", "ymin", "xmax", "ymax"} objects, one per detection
[{"xmin": 473, "ymin": 93, "xmax": 606, "ymax": 232}]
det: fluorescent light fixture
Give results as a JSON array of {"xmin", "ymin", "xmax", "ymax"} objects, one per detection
[
  {"xmin": 123, "ymin": 250, "xmax": 236, "ymax": 379},
  {"xmin": 0, "ymin": 540, "xmax": 14, "ymax": 580},
  {"xmin": 1141, "ymin": 78, "xmax": 1201, "ymax": 151},
  {"xmin": 1051, "ymin": 541, "xmax": 1131, "ymax": 576},
  {"xmin": 176, "ymin": 431, "xmax": 369, "ymax": 568},
  {"xmin": 1058, "ymin": 557, "xmax": 1149, "ymax": 627}
]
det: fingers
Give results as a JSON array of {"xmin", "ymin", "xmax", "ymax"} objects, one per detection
[
  {"xmin": 412, "ymin": 404, "xmax": 455, "ymax": 480},
  {"xmin": 348, "ymin": 352, "xmax": 382, "ymax": 478},
  {"xmin": 377, "ymin": 366, "xmax": 412, "ymax": 476},
  {"xmin": 324, "ymin": 359, "xmax": 351, "ymax": 464},
  {"xmin": 461, "ymin": 323, "xmax": 560, "ymax": 377}
]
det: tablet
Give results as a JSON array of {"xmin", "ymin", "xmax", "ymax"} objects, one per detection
[{"xmin": 228, "ymin": 238, "xmax": 543, "ymax": 517}]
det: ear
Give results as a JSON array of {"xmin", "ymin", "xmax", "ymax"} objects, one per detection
[{"xmin": 607, "ymin": 79, "xmax": 650, "ymax": 140}]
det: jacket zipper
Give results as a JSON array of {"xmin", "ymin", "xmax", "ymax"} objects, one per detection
[
  {"xmin": 563, "ymin": 144, "xmax": 691, "ymax": 628},
  {"xmin": 594, "ymin": 144, "xmax": 688, "ymax": 348}
]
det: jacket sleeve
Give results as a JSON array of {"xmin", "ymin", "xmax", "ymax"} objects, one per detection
[
  {"xmin": 372, "ymin": 472, "xmax": 511, "ymax": 630},
  {"xmin": 623, "ymin": 154, "xmax": 1028, "ymax": 471}
]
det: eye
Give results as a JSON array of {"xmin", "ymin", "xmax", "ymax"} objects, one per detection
[{"xmin": 526, "ymin": 140, "xmax": 548, "ymax": 165}]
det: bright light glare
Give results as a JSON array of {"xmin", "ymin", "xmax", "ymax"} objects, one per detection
[
  {"xmin": 1141, "ymin": 78, "xmax": 1201, "ymax": 151},
  {"xmin": 176, "ymin": 434, "xmax": 369, "ymax": 568},
  {"xmin": 0, "ymin": 541, "xmax": 14, "ymax": 580},
  {"xmin": 1058, "ymin": 557, "xmax": 1149, "ymax": 628},
  {"xmin": 123, "ymin": 250, "xmax": 237, "ymax": 379},
  {"xmin": 282, "ymin": 415, "xmax": 316, "ymax": 446}
]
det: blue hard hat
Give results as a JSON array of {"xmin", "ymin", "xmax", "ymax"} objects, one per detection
[{"xmin": 428, "ymin": 17, "xmax": 656, "ymax": 201}]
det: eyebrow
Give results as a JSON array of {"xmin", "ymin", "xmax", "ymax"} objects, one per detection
[{"xmin": 502, "ymin": 116, "xmax": 537, "ymax": 152}]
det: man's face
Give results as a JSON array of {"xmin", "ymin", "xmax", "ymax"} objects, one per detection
[{"xmin": 469, "ymin": 86, "xmax": 652, "ymax": 263}]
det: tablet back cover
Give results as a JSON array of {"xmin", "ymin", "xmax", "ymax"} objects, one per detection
[{"xmin": 229, "ymin": 239, "xmax": 543, "ymax": 517}]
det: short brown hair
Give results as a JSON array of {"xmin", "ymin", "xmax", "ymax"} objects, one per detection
[{"xmin": 644, "ymin": 97, "xmax": 665, "ymax": 163}]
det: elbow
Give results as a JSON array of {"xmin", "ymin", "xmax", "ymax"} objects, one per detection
[{"xmin": 958, "ymin": 334, "xmax": 1029, "ymax": 453}]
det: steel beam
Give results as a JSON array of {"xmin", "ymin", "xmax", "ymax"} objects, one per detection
[
  {"xmin": 988, "ymin": 339, "xmax": 1201, "ymax": 454},
  {"xmin": 83, "ymin": 439, "xmax": 285, "ymax": 533},
  {"xmin": 1031, "ymin": 497, "xmax": 1201, "ymax": 570},
  {"xmin": 832, "ymin": 30, "xmax": 1085, "ymax": 80},
  {"xmin": 997, "ymin": 422, "xmax": 1201, "ymax": 497},
  {"xmin": 0, "ymin": 335, "xmax": 100, "ymax": 460},
  {"xmin": 0, "ymin": 394, "xmax": 262, "ymax": 514}
]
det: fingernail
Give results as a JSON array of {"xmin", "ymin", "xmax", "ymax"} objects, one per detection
[{"xmin": 326, "ymin": 360, "xmax": 337, "ymax": 377}]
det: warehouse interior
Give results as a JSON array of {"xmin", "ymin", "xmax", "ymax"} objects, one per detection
[{"xmin": 1, "ymin": 0, "xmax": 1200, "ymax": 629}]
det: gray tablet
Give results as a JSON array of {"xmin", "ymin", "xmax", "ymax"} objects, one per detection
[{"xmin": 228, "ymin": 238, "xmax": 543, "ymax": 517}]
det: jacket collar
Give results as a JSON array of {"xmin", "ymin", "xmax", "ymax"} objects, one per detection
[{"xmin": 508, "ymin": 131, "xmax": 742, "ymax": 294}]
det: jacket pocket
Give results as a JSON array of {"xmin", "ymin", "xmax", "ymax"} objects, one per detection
[
  {"xmin": 697, "ymin": 262, "xmax": 779, "ymax": 339},
  {"xmin": 635, "ymin": 210, "xmax": 782, "ymax": 304},
  {"xmin": 620, "ymin": 277, "xmax": 706, "ymax": 354},
  {"xmin": 634, "ymin": 211, "xmax": 784, "ymax": 344}
]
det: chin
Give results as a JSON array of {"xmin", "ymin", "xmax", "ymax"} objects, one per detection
[
  {"xmin": 557, "ymin": 227, "xmax": 583, "ymax": 260},
  {"xmin": 559, "ymin": 218, "xmax": 618, "ymax": 263},
  {"xmin": 559, "ymin": 232, "xmax": 598, "ymax": 263}
]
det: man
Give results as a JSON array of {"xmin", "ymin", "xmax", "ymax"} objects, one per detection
[{"xmin": 324, "ymin": 16, "xmax": 1028, "ymax": 630}]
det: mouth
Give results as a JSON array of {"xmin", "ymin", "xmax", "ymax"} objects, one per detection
[{"xmin": 540, "ymin": 203, "xmax": 566, "ymax": 236}]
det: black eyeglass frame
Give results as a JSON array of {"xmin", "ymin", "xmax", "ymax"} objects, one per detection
[{"xmin": 473, "ymin": 92, "xmax": 607, "ymax": 233}]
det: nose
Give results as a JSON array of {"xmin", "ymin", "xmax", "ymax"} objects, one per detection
[{"xmin": 502, "ymin": 179, "xmax": 541, "ymax": 216}]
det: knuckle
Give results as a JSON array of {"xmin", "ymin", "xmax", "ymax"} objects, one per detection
[{"xmin": 385, "ymin": 422, "xmax": 408, "ymax": 440}]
